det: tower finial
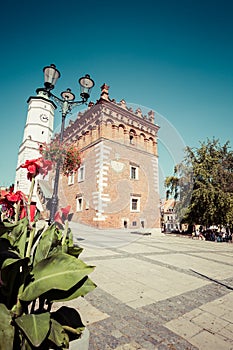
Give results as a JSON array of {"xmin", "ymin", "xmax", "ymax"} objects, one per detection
[{"xmin": 100, "ymin": 83, "xmax": 110, "ymax": 100}]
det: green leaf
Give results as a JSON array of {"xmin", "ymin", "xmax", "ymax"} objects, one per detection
[
  {"xmin": 21, "ymin": 339, "xmax": 33, "ymax": 350},
  {"xmin": 10, "ymin": 218, "xmax": 29, "ymax": 244},
  {"xmin": 33, "ymin": 209, "xmax": 41, "ymax": 222},
  {"xmin": 51, "ymin": 306, "xmax": 84, "ymax": 333},
  {"xmin": 70, "ymin": 276, "xmax": 96, "ymax": 299},
  {"xmin": 67, "ymin": 245, "xmax": 83, "ymax": 258},
  {"xmin": 15, "ymin": 312, "xmax": 50, "ymax": 347},
  {"xmin": 0, "ymin": 238, "xmax": 20, "ymax": 266},
  {"xmin": 67, "ymin": 228, "xmax": 73, "ymax": 247},
  {"xmin": 48, "ymin": 319, "xmax": 69, "ymax": 348},
  {"xmin": 0, "ymin": 303, "xmax": 15, "ymax": 350},
  {"xmin": 0, "ymin": 233, "xmax": 14, "ymax": 246},
  {"xmin": 33, "ymin": 224, "xmax": 58, "ymax": 265},
  {"xmin": 0, "ymin": 219, "xmax": 29, "ymax": 258},
  {"xmin": 46, "ymin": 276, "xmax": 96, "ymax": 303},
  {"xmin": 20, "ymin": 254, "xmax": 95, "ymax": 302},
  {"xmin": 1, "ymin": 257, "xmax": 30, "ymax": 309},
  {"xmin": 13, "ymin": 226, "xmax": 28, "ymax": 258},
  {"xmin": 0, "ymin": 221, "xmax": 19, "ymax": 236}
]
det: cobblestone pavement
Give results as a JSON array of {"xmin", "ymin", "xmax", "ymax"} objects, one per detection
[{"xmin": 69, "ymin": 226, "xmax": 233, "ymax": 349}]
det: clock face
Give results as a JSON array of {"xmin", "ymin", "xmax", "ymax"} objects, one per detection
[
  {"xmin": 111, "ymin": 160, "xmax": 124, "ymax": 173},
  {"xmin": 40, "ymin": 114, "xmax": 49, "ymax": 122}
]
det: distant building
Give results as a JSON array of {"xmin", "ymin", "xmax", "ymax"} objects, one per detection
[{"xmin": 160, "ymin": 198, "xmax": 180, "ymax": 232}]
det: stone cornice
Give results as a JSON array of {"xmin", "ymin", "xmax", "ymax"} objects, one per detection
[
  {"xmin": 96, "ymin": 98, "xmax": 160, "ymax": 133},
  {"xmin": 27, "ymin": 95, "xmax": 57, "ymax": 110},
  {"xmin": 61, "ymin": 98, "xmax": 159, "ymax": 143}
]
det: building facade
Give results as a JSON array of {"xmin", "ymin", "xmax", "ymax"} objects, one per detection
[
  {"xmin": 53, "ymin": 84, "xmax": 161, "ymax": 231},
  {"xmin": 16, "ymin": 83, "xmax": 161, "ymax": 231},
  {"xmin": 160, "ymin": 198, "xmax": 180, "ymax": 232}
]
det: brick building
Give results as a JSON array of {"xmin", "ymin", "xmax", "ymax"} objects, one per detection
[{"xmin": 48, "ymin": 84, "xmax": 161, "ymax": 231}]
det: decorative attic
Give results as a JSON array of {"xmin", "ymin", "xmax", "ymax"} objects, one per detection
[{"xmin": 56, "ymin": 84, "xmax": 160, "ymax": 156}]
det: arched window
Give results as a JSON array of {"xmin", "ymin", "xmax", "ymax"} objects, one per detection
[
  {"xmin": 129, "ymin": 129, "xmax": 136, "ymax": 145},
  {"xmin": 118, "ymin": 124, "xmax": 125, "ymax": 140}
]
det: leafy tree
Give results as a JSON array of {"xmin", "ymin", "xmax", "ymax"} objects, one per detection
[{"xmin": 165, "ymin": 138, "xmax": 233, "ymax": 229}]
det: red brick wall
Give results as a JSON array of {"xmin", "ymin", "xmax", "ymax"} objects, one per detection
[
  {"xmin": 57, "ymin": 102, "xmax": 160, "ymax": 229},
  {"xmin": 59, "ymin": 138, "xmax": 160, "ymax": 229}
]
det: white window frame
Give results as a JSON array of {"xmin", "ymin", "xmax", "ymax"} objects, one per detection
[
  {"xmin": 78, "ymin": 165, "xmax": 85, "ymax": 182},
  {"xmin": 76, "ymin": 196, "xmax": 83, "ymax": 212},
  {"xmin": 130, "ymin": 165, "xmax": 139, "ymax": 180},
  {"xmin": 130, "ymin": 196, "xmax": 140, "ymax": 212},
  {"xmin": 68, "ymin": 172, "xmax": 75, "ymax": 185}
]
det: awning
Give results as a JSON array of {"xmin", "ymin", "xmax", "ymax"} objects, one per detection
[{"xmin": 37, "ymin": 180, "xmax": 53, "ymax": 199}]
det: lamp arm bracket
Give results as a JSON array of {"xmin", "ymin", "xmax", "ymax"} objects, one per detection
[
  {"xmin": 47, "ymin": 92, "xmax": 88, "ymax": 116},
  {"xmin": 49, "ymin": 93, "xmax": 86, "ymax": 109},
  {"xmin": 69, "ymin": 99, "xmax": 87, "ymax": 109},
  {"xmin": 63, "ymin": 100, "xmax": 88, "ymax": 115},
  {"xmin": 49, "ymin": 93, "xmax": 64, "ymax": 108}
]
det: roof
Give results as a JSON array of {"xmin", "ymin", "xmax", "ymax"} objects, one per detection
[{"xmin": 161, "ymin": 198, "xmax": 176, "ymax": 212}]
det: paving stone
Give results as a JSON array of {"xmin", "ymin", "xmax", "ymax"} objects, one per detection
[
  {"xmin": 76, "ymin": 234, "xmax": 233, "ymax": 349},
  {"xmin": 114, "ymin": 342, "xmax": 144, "ymax": 350},
  {"xmin": 190, "ymin": 330, "xmax": 232, "ymax": 350}
]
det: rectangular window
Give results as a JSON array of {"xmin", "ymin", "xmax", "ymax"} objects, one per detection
[
  {"xmin": 130, "ymin": 165, "xmax": 139, "ymax": 180},
  {"xmin": 76, "ymin": 197, "xmax": 83, "ymax": 212},
  {"xmin": 130, "ymin": 196, "xmax": 140, "ymax": 212},
  {"xmin": 78, "ymin": 165, "xmax": 85, "ymax": 182},
  {"xmin": 68, "ymin": 172, "xmax": 75, "ymax": 185}
]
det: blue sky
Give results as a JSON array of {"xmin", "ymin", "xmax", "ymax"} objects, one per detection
[{"xmin": 0, "ymin": 0, "xmax": 232, "ymax": 194}]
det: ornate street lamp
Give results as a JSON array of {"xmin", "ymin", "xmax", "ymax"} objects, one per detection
[{"xmin": 41, "ymin": 64, "xmax": 95, "ymax": 223}]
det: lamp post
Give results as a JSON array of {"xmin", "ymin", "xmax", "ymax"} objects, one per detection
[{"xmin": 40, "ymin": 64, "xmax": 95, "ymax": 223}]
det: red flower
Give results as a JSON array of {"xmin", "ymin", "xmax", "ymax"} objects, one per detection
[
  {"xmin": 21, "ymin": 158, "xmax": 53, "ymax": 181},
  {"xmin": 54, "ymin": 211, "xmax": 63, "ymax": 225},
  {"xmin": 40, "ymin": 159, "xmax": 53, "ymax": 177},
  {"xmin": 29, "ymin": 203, "xmax": 37, "ymax": 222},
  {"xmin": 0, "ymin": 190, "xmax": 28, "ymax": 219},
  {"xmin": 0, "ymin": 197, "xmax": 15, "ymax": 218},
  {"xmin": 20, "ymin": 206, "xmax": 27, "ymax": 219},
  {"xmin": 6, "ymin": 191, "xmax": 27, "ymax": 203},
  {"xmin": 61, "ymin": 205, "xmax": 71, "ymax": 221},
  {"xmin": 54, "ymin": 205, "xmax": 71, "ymax": 225}
]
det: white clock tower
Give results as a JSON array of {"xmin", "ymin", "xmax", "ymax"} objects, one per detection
[{"xmin": 15, "ymin": 89, "xmax": 56, "ymax": 200}]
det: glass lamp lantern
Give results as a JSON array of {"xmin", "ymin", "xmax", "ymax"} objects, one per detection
[
  {"xmin": 61, "ymin": 88, "xmax": 75, "ymax": 101},
  {"xmin": 79, "ymin": 74, "xmax": 95, "ymax": 100},
  {"xmin": 43, "ymin": 64, "xmax": 61, "ymax": 91}
]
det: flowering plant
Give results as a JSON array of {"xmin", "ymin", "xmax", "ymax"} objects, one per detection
[
  {"xmin": 0, "ymin": 157, "xmax": 96, "ymax": 349},
  {"xmin": 0, "ymin": 188, "xmax": 27, "ymax": 222},
  {"xmin": 20, "ymin": 157, "xmax": 53, "ymax": 181},
  {"xmin": 62, "ymin": 144, "xmax": 81, "ymax": 174},
  {"xmin": 40, "ymin": 142, "xmax": 81, "ymax": 176},
  {"xmin": 1, "ymin": 158, "xmax": 53, "ymax": 225}
]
